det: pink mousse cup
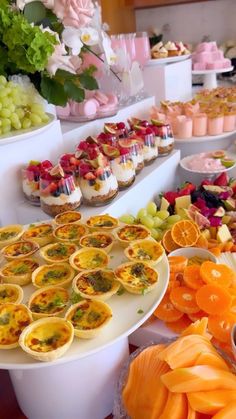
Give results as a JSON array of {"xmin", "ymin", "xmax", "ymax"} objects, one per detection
[{"xmin": 193, "ymin": 113, "xmax": 207, "ymax": 137}]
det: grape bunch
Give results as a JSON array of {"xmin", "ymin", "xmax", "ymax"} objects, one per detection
[{"xmin": 0, "ymin": 76, "xmax": 49, "ymax": 136}]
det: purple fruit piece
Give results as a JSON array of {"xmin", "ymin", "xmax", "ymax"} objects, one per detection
[{"xmin": 209, "ymin": 216, "xmax": 222, "ymax": 227}]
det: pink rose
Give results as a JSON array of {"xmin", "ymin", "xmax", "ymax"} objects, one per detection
[{"xmin": 53, "ymin": 0, "xmax": 95, "ymax": 29}]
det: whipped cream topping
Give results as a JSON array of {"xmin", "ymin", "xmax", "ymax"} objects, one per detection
[
  {"xmin": 40, "ymin": 188, "xmax": 82, "ymax": 206},
  {"xmin": 79, "ymin": 175, "xmax": 118, "ymax": 200}
]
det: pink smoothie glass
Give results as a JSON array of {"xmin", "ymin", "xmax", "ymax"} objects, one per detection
[{"xmin": 134, "ymin": 32, "xmax": 151, "ymax": 68}]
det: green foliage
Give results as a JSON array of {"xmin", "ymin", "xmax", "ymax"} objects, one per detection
[{"xmin": 24, "ymin": 1, "xmax": 46, "ymax": 24}]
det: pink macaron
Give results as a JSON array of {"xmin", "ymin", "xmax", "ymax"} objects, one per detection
[
  {"xmin": 78, "ymin": 99, "xmax": 98, "ymax": 117},
  {"xmin": 56, "ymin": 103, "xmax": 71, "ymax": 117},
  {"xmin": 107, "ymin": 93, "xmax": 118, "ymax": 108},
  {"xmin": 94, "ymin": 91, "xmax": 109, "ymax": 105}
]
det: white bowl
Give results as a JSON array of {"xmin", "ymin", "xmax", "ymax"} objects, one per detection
[
  {"xmin": 180, "ymin": 153, "xmax": 236, "ymax": 175},
  {"xmin": 168, "ymin": 247, "xmax": 217, "ymax": 263}
]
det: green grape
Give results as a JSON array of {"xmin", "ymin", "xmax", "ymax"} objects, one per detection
[
  {"xmin": 1, "ymin": 97, "xmax": 12, "ymax": 108},
  {"xmin": 119, "ymin": 214, "xmax": 135, "ymax": 224},
  {"xmin": 159, "ymin": 222, "xmax": 169, "ymax": 231},
  {"xmin": 22, "ymin": 118, "xmax": 31, "ymax": 129},
  {"xmin": 1, "ymin": 118, "xmax": 11, "ymax": 127},
  {"xmin": 167, "ymin": 215, "xmax": 181, "ymax": 225},
  {"xmin": 0, "ymin": 76, "xmax": 7, "ymax": 85},
  {"xmin": 156, "ymin": 210, "xmax": 170, "ymax": 220},
  {"xmin": 0, "ymin": 88, "xmax": 8, "ymax": 98},
  {"xmin": 153, "ymin": 216, "xmax": 163, "ymax": 228},
  {"xmin": 140, "ymin": 215, "xmax": 154, "ymax": 229},
  {"xmin": 41, "ymin": 114, "xmax": 50, "ymax": 123},
  {"xmin": 150, "ymin": 228, "xmax": 160, "ymax": 240},
  {"xmin": 12, "ymin": 120, "xmax": 22, "ymax": 130},
  {"xmin": 16, "ymin": 108, "xmax": 25, "ymax": 119},
  {"xmin": 8, "ymin": 104, "xmax": 16, "ymax": 113},
  {"xmin": 0, "ymin": 108, "xmax": 11, "ymax": 118},
  {"xmin": 30, "ymin": 103, "xmax": 44, "ymax": 114},
  {"xmin": 10, "ymin": 113, "xmax": 20, "ymax": 125},
  {"xmin": 137, "ymin": 208, "xmax": 147, "ymax": 220},
  {"xmin": 2, "ymin": 125, "xmax": 11, "ymax": 134},
  {"xmin": 146, "ymin": 201, "xmax": 157, "ymax": 216},
  {"xmin": 29, "ymin": 113, "xmax": 42, "ymax": 126}
]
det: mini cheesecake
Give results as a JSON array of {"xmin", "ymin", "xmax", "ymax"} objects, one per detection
[
  {"xmin": 65, "ymin": 299, "xmax": 112, "ymax": 338},
  {"xmin": 72, "ymin": 269, "xmax": 120, "ymax": 301},
  {"xmin": 32, "ymin": 263, "xmax": 75, "ymax": 288},
  {"xmin": 114, "ymin": 224, "xmax": 151, "ymax": 247},
  {"xmin": 1, "ymin": 241, "xmax": 39, "ymax": 261},
  {"xmin": 53, "ymin": 223, "xmax": 88, "ymax": 244},
  {"xmin": 115, "ymin": 261, "xmax": 158, "ymax": 294},
  {"xmin": 124, "ymin": 239, "xmax": 165, "ymax": 266},
  {"xmin": 54, "ymin": 211, "xmax": 82, "ymax": 226},
  {"xmin": 22, "ymin": 224, "xmax": 54, "ymax": 247},
  {"xmin": 28, "ymin": 286, "xmax": 69, "ymax": 319},
  {"xmin": 79, "ymin": 232, "xmax": 114, "ymax": 253},
  {"xmin": 0, "ymin": 225, "xmax": 24, "ymax": 249},
  {"xmin": 0, "ymin": 258, "xmax": 39, "ymax": 286},
  {"xmin": 19, "ymin": 317, "xmax": 74, "ymax": 362},
  {"xmin": 0, "ymin": 303, "xmax": 32, "ymax": 349},
  {"xmin": 86, "ymin": 214, "xmax": 119, "ymax": 231},
  {"xmin": 69, "ymin": 248, "xmax": 109, "ymax": 272},
  {"xmin": 0, "ymin": 284, "xmax": 23, "ymax": 304},
  {"xmin": 40, "ymin": 242, "xmax": 78, "ymax": 264}
]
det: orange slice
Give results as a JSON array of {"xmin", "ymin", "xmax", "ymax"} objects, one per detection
[
  {"xmin": 171, "ymin": 220, "xmax": 199, "ymax": 248},
  {"xmin": 183, "ymin": 265, "xmax": 205, "ymax": 290},
  {"xmin": 170, "ymin": 286, "xmax": 199, "ymax": 314},
  {"xmin": 229, "ymin": 296, "xmax": 236, "ymax": 316},
  {"xmin": 208, "ymin": 313, "xmax": 236, "ymax": 344},
  {"xmin": 200, "ymin": 261, "xmax": 234, "ymax": 288},
  {"xmin": 195, "ymin": 234, "xmax": 208, "ymax": 249},
  {"xmin": 196, "ymin": 284, "xmax": 232, "ymax": 315},
  {"xmin": 162, "ymin": 229, "xmax": 180, "ymax": 253},
  {"xmin": 168, "ymin": 256, "xmax": 188, "ymax": 273},
  {"xmin": 188, "ymin": 310, "xmax": 208, "ymax": 322},
  {"xmin": 165, "ymin": 314, "xmax": 192, "ymax": 334},
  {"xmin": 154, "ymin": 294, "xmax": 184, "ymax": 322}
]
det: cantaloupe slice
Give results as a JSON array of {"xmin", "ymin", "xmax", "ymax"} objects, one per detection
[
  {"xmin": 212, "ymin": 400, "xmax": 236, "ymax": 419},
  {"xmin": 161, "ymin": 365, "xmax": 236, "ymax": 393},
  {"xmin": 159, "ymin": 391, "xmax": 188, "ymax": 419},
  {"xmin": 187, "ymin": 403, "xmax": 202, "ymax": 419},
  {"xmin": 188, "ymin": 390, "xmax": 236, "ymax": 415},
  {"xmin": 194, "ymin": 352, "xmax": 229, "ymax": 371},
  {"xmin": 181, "ymin": 317, "xmax": 209, "ymax": 338}
]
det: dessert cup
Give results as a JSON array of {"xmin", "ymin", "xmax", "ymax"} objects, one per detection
[
  {"xmin": 118, "ymin": 138, "xmax": 144, "ymax": 174},
  {"xmin": 193, "ymin": 113, "xmax": 207, "ymax": 136},
  {"xmin": 152, "ymin": 122, "xmax": 174, "ymax": 155},
  {"xmin": 223, "ymin": 113, "xmax": 236, "ymax": 132},
  {"xmin": 207, "ymin": 114, "xmax": 224, "ymax": 135},
  {"xmin": 22, "ymin": 161, "xmax": 53, "ymax": 206},
  {"xmin": 135, "ymin": 130, "xmax": 158, "ymax": 164},
  {"xmin": 79, "ymin": 166, "xmax": 118, "ymax": 207},
  {"xmin": 177, "ymin": 116, "xmax": 193, "ymax": 139},
  {"xmin": 110, "ymin": 154, "xmax": 135, "ymax": 190}
]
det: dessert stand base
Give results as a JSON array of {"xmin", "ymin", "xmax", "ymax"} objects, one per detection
[
  {"xmin": 192, "ymin": 66, "xmax": 234, "ymax": 89},
  {"xmin": 9, "ymin": 337, "xmax": 129, "ymax": 419}
]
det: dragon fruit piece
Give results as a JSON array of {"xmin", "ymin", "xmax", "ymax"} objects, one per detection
[
  {"xmin": 209, "ymin": 216, "xmax": 222, "ymax": 227},
  {"xmin": 219, "ymin": 191, "xmax": 230, "ymax": 200}
]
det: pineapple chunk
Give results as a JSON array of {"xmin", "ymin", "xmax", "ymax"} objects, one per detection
[
  {"xmin": 160, "ymin": 197, "xmax": 170, "ymax": 211},
  {"xmin": 201, "ymin": 229, "xmax": 211, "ymax": 240},
  {"xmin": 217, "ymin": 225, "xmax": 232, "ymax": 244},
  {"xmin": 175, "ymin": 195, "xmax": 191, "ymax": 215}
]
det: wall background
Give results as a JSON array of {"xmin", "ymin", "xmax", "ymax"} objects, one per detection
[{"xmin": 135, "ymin": 0, "xmax": 235, "ymax": 46}]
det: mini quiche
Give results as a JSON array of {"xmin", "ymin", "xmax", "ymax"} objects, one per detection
[
  {"xmin": 114, "ymin": 225, "xmax": 151, "ymax": 247},
  {"xmin": 0, "ymin": 258, "xmax": 39, "ymax": 286},
  {"xmin": 72, "ymin": 269, "xmax": 120, "ymax": 301},
  {"xmin": 1, "ymin": 241, "xmax": 39, "ymax": 261},
  {"xmin": 86, "ymin": 215, "xmax": 119, "ymax": 231},
  {"xmin": 53, "ymin": 223, "xmax": 88, "ymax": 244},
  {"xmin": 54, "ymin": 211, "xmax": 82, "ymax": 226},
  {"xmin": 0, "ymin": 284, "xmax": 23, "ymax": 304},
  {"xmin": 79, "ymin": 232, "xmax": 114, "ymax": 253},
  {"xmin": 32, "ymin": 263, "xmax": 75, "ymax": 288},
  {"xmin": 0, "ymin": 303, "xmax": 32, "ymax": 349},
  {"xmin": 22, "ymin": 224, "xmax": 54, "ymax": 247},
  {"xmin": 19, "ymin": 317, "xmax": 74, "ymax": 362},
  {"xmin": 0, "ymin": 224, "xmax": 24, "ymax": 249},
  {"xmin": 65, "ymin": 299, "xmax": 112, "ymax": 339},
  {"xmin": 69, "ymin": 248, "xmax": 109, "ymax": 272},
  {"xmin": 40, "ymin": 242, "xmax": 78, "ymax": 264},
  {"xmin": 114, "ymin": 261, "xmax": 158, "ymax": 294},
  {"xmin": 28, "ymin": 286, "xmax": 69, "ymax": 319},
  {"xmin": 124, "ymin": 239, "xmax": 165, "ymax": 266}
]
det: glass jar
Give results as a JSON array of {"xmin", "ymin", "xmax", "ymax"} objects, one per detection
[
  {"xmin": 137, "ymin": 131, "xmax": 158, "ymax": 165},
  {"xmin": 79, "ymin": 166, "xmax": 118, "ymax": 206},
  {"xmin": 152, "ymin": 122, "xmax": 174, "ymax": 156},
  {"xmin": 110, "ymin": 154, "xmax": 135, "ymax": 190},
  {"xmin": 21, "ymin": 160, "xmax": 53, "ymax": 206},
  {"xmin": 118, "ymin": 137, "xmax": 144, "ymax": 174}
]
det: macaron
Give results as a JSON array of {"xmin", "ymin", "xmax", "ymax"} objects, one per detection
[
  {"xmin": 107, "ymin": 93, "xmax": 118, "ymax": 107},
  {"xmin": 56, "ymin": 103, "xmax": 71, "ymax": 117},
  {"xmin": 94, "ymin": 91, "xmax": 109, "ymax": 105},
  {"xmin": 78, "ymin": 99, "xmax": 98, "ymax": 117}
]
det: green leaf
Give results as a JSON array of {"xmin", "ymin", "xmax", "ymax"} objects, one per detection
[
  {"xmin": 64, "ymin": 80, "xmax": 85, "ymax": 102},
  {"xmin": 79, "ymin": 73, "xmax": 98, "ymax": 91},
  {"xmin": 24, "ymin": 1, "xmax": 47, "ymax": 24},
  {"xmin": 55, "ymin": 69, "xmax": 78, "ymax": 81},
  {"xmin": 40, "ymin": 76, "xmax": 68, "ymax": 106}
]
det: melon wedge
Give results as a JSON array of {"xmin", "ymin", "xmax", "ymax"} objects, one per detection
[
  {"xmin": 187, "ymin": 404, "xmax": 202, "ymax": 419},
  {"xmin": 181, "ymin": 317, "xmax": 209, "ymax": 338},
  {"xmin": 212, "ymin": 400, "xmax": 236, "ymax": 418},
  {"xmin": 161, "ymin": 366, "xmax": 236, "ymax": 393},
  {"xmin": 194, "ymin": 351, "xmax": 229, "ymax": 371},
  {"xmin": 159, "ymin": 391, "xmax": 188, "ymax": 419},
  {"xmin": 188, "ymin": 390, "xmax": 236, "ymax": 415}
]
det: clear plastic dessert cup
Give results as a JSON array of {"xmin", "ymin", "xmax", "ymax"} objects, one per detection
[
  {"xmin": 139, "ymin": 131, "xmax": 158, "ymax": 165},
  {"xmin": 152, "ymin": 122, "xmax": 174, "ymax": 156},
  {"xmin": 118, "ymin": 138, "xmax": 144, "ymax": 174},
  {"xmin": 110, "ymin": 154, "xmax": 135, "ymax": 190},
  {"xmin": 79, "ymin": 166, "xmax": 118, "ymax": 207},
  {"xmin": 22, "ymin": 168, "xmax": 40, "ymax": 206}
]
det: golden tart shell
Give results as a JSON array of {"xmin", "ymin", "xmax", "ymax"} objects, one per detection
[
  {"xmin": 114, "ymin": 261, "xmax": 158, "ymax": 294},
  {"xmin": 0, "ymin": 258, "xmax": 39, "ymax": 286},
  {"xmin": 32, "ymin": 263, "xmax": 75, "ymax": 288},
  {"xmin": 0, "ymin": 224, "xmax": 24, "ymax": 249},
  {"xmin": 0, "ymin": 303, "xmax": 33, "ymax": 349},
  {"xmin": 79, "ymin": 232, "xmax": 114, "ymax": 253},
  {"xmin": 22, "ymin": 224, "xmax": 54, "ymax": 247},
  {"xmin": 69, "ymin": 247, "xmax": 109, "ymax": 272},
  {"xmin": 72, "ymin": 269, "xmax": 120, "ymax": 301},
  {"xmin": 114, "ymin": 224, "xmax": 151, "ymax": 247},
  {"xmin": 54, "ymin": 211, "xmax": 82, "ymax": 226},
  {"xmin": 53, "ymin": 223, "xmax": 88, "ymax": 244},
  {"xmin": 28, "ymin": 286, "xmax": 70, "ymax": 319},
  {"xmin": 40, "ymin": 242, "xmax": 78, "ymax": 264},
  {"xmin": 124, "ymin": 239, "xmax": 165, "ymax": 266},
  {"xmin": 0, "ymin": 284, "xmax": 23, "ymax": 304},
  {"xmin": 19, "ymin": 317, "xmax": 74, "ymax": 362},
  {"xmin": 65, "ymin": 299, "xmax": 112, "ymax": 339},
  {"xmin": 86, "ymin": 214, "xmax": 119, "ymax": 231},
  {"xmin": 1, "ymin": 241, "xmax": 39, "ymax": 261}
]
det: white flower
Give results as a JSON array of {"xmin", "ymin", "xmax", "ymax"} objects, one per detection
[
  {"xmin": 102, "ymin": 34, "xmax": 117, "ymax": 66},
  {"xmin": 80, "ymin": 27, "xmax": 99, "ymax": 46},
  {"xmin": 46, "ymin": 43, "xmax": 77, "ymax": 76},
  {"xmin": 62, "ymin": 27, "xmax": 83, "ymax": 56}
]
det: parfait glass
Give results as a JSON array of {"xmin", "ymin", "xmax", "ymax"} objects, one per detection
[
  {"xmin": 110, "ymin": 153, "xmax": 136, "ymax": 190},
  {"xmin": 22, "ymin": 168, "xmax": 41, "ymax": 206}
]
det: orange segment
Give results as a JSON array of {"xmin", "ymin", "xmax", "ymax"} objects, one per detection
[
  {"xmin": 208, "ymin": 313, "xmax": 236, "ymax": 344},
  {"xmin": 200, "ymin": 261, "xmax": 234, "ymax": 288},
  {"xmin": 195, "ymin": 234, "xmax": 208, "ymax": 249},
  {"xmin": 196, "ymin": 284, "xmax": 232, "ymax": 315},
  {"xmin": 165, "ymin": 314, "xmax": 192, "ymax": 334},
  {"xmin": 170, "ymin": 286, "xmax": 199, "ymax": 314},
  {"xmin": 162, "ymin": 229, "xmax": 180, "ymax": 253},
  {"xmin": 229, "ymin": 296, "xmax": 236, "ymax": 316},
  {"xmin": 183, "ymin": 265, "xmax": 205, "ymax": 290},
  {"xmin": 171, "ymin": 220, "xmax": 199, "ymax": 247},
  {"xmin": 154, "ymin": 294, "xmax": 184, "ymax": 322},
  {"xmin": 168, "ymin": 256, "xmax": 188, "ymax": 273}
]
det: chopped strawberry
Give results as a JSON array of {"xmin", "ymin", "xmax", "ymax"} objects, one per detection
[
  {"xmin": 179, "ymin": 182, "xmax": 196, "ymax": 196},
  {"xmin": 117, "ymin": 122, "xmax": 126, "ymax": 129},
  {"xmin": 201, "ymin": 179, "xmax": 213, "ymax": 186},
  {"xmin": 49, "ymin": 182, "xmax": 58, "ymax": 193},
  {"xmin": 84, "ymin": 172, "xmax": 96, "ymax": 180},
  {"xmin": 79, "ymin": 162, "xmax": 92, "ymax": 177},
  {"xmin": 164, "ymin": 191, "xmax": 179, "ymax": 205},
  {"xmin": 95, "ymin": 167, "xmax": 105, "ymax": 177},
  {"xmin": 214, "ymin": 172, "xmax": 228, "ymax": 186}
]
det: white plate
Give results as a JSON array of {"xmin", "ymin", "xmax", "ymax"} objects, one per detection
[
  {"xmin": 0, "ymin": 113, "xmax": 56, "ymax": 146},
  {"xmin": 0, "ymin": 227, "xmax": 169, "ymax": 369},
  {"xmin": 192, "ymin": 66, "xmax": 234, "ymax": 75},
  {"xmin": 175, "ymin": 129, "xmax": 236, "ymax": 144},
  {"xmin": 146, "ymin": 54, "xmax": 191, "ymax": 66},
  {"xmin": 180, "ymin": 152, "xmax": 236, "ymax": 175}
]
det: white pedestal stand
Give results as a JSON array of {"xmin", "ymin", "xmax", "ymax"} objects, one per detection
[{"xmin": 192, "ymin": 66, "xmax": 234, "ymax": 89}]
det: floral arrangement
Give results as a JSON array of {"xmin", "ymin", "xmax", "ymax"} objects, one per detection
[{"xmin": 0, "ymin": 0, "xmax": 117, "ymax": 105}]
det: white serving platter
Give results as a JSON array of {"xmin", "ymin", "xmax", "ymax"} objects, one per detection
[
  {"xmin": 175, "ymin": 129, "xmax": 236, "ymax": 144},
  {"xmin": 146, "ymin": 54, "xmax": 191, "ymax": 66}
]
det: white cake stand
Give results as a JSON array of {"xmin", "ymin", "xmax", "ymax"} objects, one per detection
[{"xmin": 192, "ymin": 66, "xmax": 234, "ymax": 89}]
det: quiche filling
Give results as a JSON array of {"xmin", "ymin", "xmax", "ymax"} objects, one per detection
[
  {"xmin": 0, "ymin": 288, "xmax": 18, "ymax": 303},
  {"xmin": 55, "ymin": 212, "xmax": 81, "ymax": 224},
  {"xmin": 55, "ymin": 224, "xmax": 87, "ymax": 240},
  {"xmin": 118, "ymin": 226, "xmax": 150, "ymax": 241},
  {"xmin": 116, "ymin": 262, "xmax": 157, "ymax": 290},
  {"xmin": 34, "ymin": 264, "xmax": 73, "ymax": 286},
  {"xmin": 23, "ymin": 225, "xmax": 53, "ymax": 239},
  {"xmin": 3, "ymin": 241, "xmax": 38, "ymax": 257},
  {"xmin": 0, "ymin": 304, "xmax": 32, "ymax": 346},
  {"xmin": 73, "ymin": 250, "xmax": 108, "ymax": 270},
  {"xmin": 25, "ymin": 323, "xmax": 71, "ymax": 352},
  {"xmin": 80, "ymin": 234, "xmax": 112, "ymax": 249},
  {"xmin": 1, "ymin": 259, "xmax": 39, "ymax": 277},
  {"xmin": 87, "ymin": 215, "xmax": 118, "ymax": 229},
  {"xmin": 127, "ymin": 241, "xmax": 164, "ymax": 262},
  {"xmin": 0, "ymin": 231, "xmax": 17, "ymax": 241},
  {"xmin": 69, "ymin": 300, "xmax": 111, "ymax": 330},
  {"xmin": 75, "ymin": 270, "xmax": 115, "ymax": 296},
  {"xmin": 45, "ymin": 244, "xmax": 76, "ymax": 260},
  {"xmin": 30, "ymin": 289, "xmax": 68, "ymax": 315}
]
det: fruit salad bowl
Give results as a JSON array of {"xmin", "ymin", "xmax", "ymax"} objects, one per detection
[
  {"xmin": 180, "ymin": 152, "xmax": 236, "ymax": 177},
  {"xmin": 169, "ymin": 247, "xmax": 217, "ymax": 263}
]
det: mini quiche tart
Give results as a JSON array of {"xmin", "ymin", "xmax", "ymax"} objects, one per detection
[
  {"xmin": 19, "ymin": 317, "xmax": 74, "ymax": 362},
  {"xmin": 79, "ymin": 232, "xmax": 114, "ymax": 253},
  {"xmin": 28, "ymin": 286, "xmax": 69, "ymax": 319},
  {"xmin": 86, "ymin": 215, "xmax": 118, "ymax": 231},
  {"xmin": 40, "ymin": 242, "xmax": 78, "ymax": 264},
  {"xmin": 54, "ymin": 211, "xmax": 82, "ymax": 226},
  {"xmin": 114, "ymin": 225, "xmax": 151, "ymax": 247},
  {"xmin": 0, "ymin": 224, "xmax": 24, "ymax": 249},
  {"xmin": 0, "ymin": 258, "xmax": 39, "ymax": 286},
  {"xmin": 72, "ymin": 269, "xmax": 120, "ymax": 301},
  {"xmin": 65, "ymin": 299, "xmax": 112, "ymax": 338},
  {"xmin": 53, "ymin": 223, "xmax": 88, "ymax": 244},
  {"xmin": 69, "ymin": 248, "xmax": 109, "ymax": 272},
  {"xmin": 115, "ymin": 261, "xmax": 158, "ymax": 294},
  {"xmin": 32, "ymin": 263, "xmax": 75, "ymax": 288},
  {"xmin": 22, "ymin": 224, "xmax": 54, "ymax": 247},
  {"xmin": 0, "ymin": 303, "xmax": 32, "ymax": 349},
  {"xmin": 1, "ymin": 241, "xmax": 39, "ymax": 261},
  {"xmin": 0, "ymin": 284, "xmax": 23, "ymax": 304},
  {"xmin": 124, "ymin": 239, "xmax": 165, "ymax": 266}
]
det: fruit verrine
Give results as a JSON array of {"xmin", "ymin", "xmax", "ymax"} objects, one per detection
[
  {"xmin": 40, "ymin": 165, "xmax": 82, "ymax": 217},
  {"xmin": 104, "ymin": 122, "xmax": 128, "ymax": 139},
  {"xmin": 59, "ymin": 153, "xmax": 81, "ymax": 186},
  {"xmin": 22, "ymin": 160, "xmax": 53, "ymax": 205},
  {"xmin": 118, "ymin": 137, "xmax": 144, "ymax": 174},
  {"xmin": 131, "ymin": 126, "xmax": 158, "ymax": 164},
  {"xmin": 151, "ymin": 120, "xmax": 174, "ymax": 156}
]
